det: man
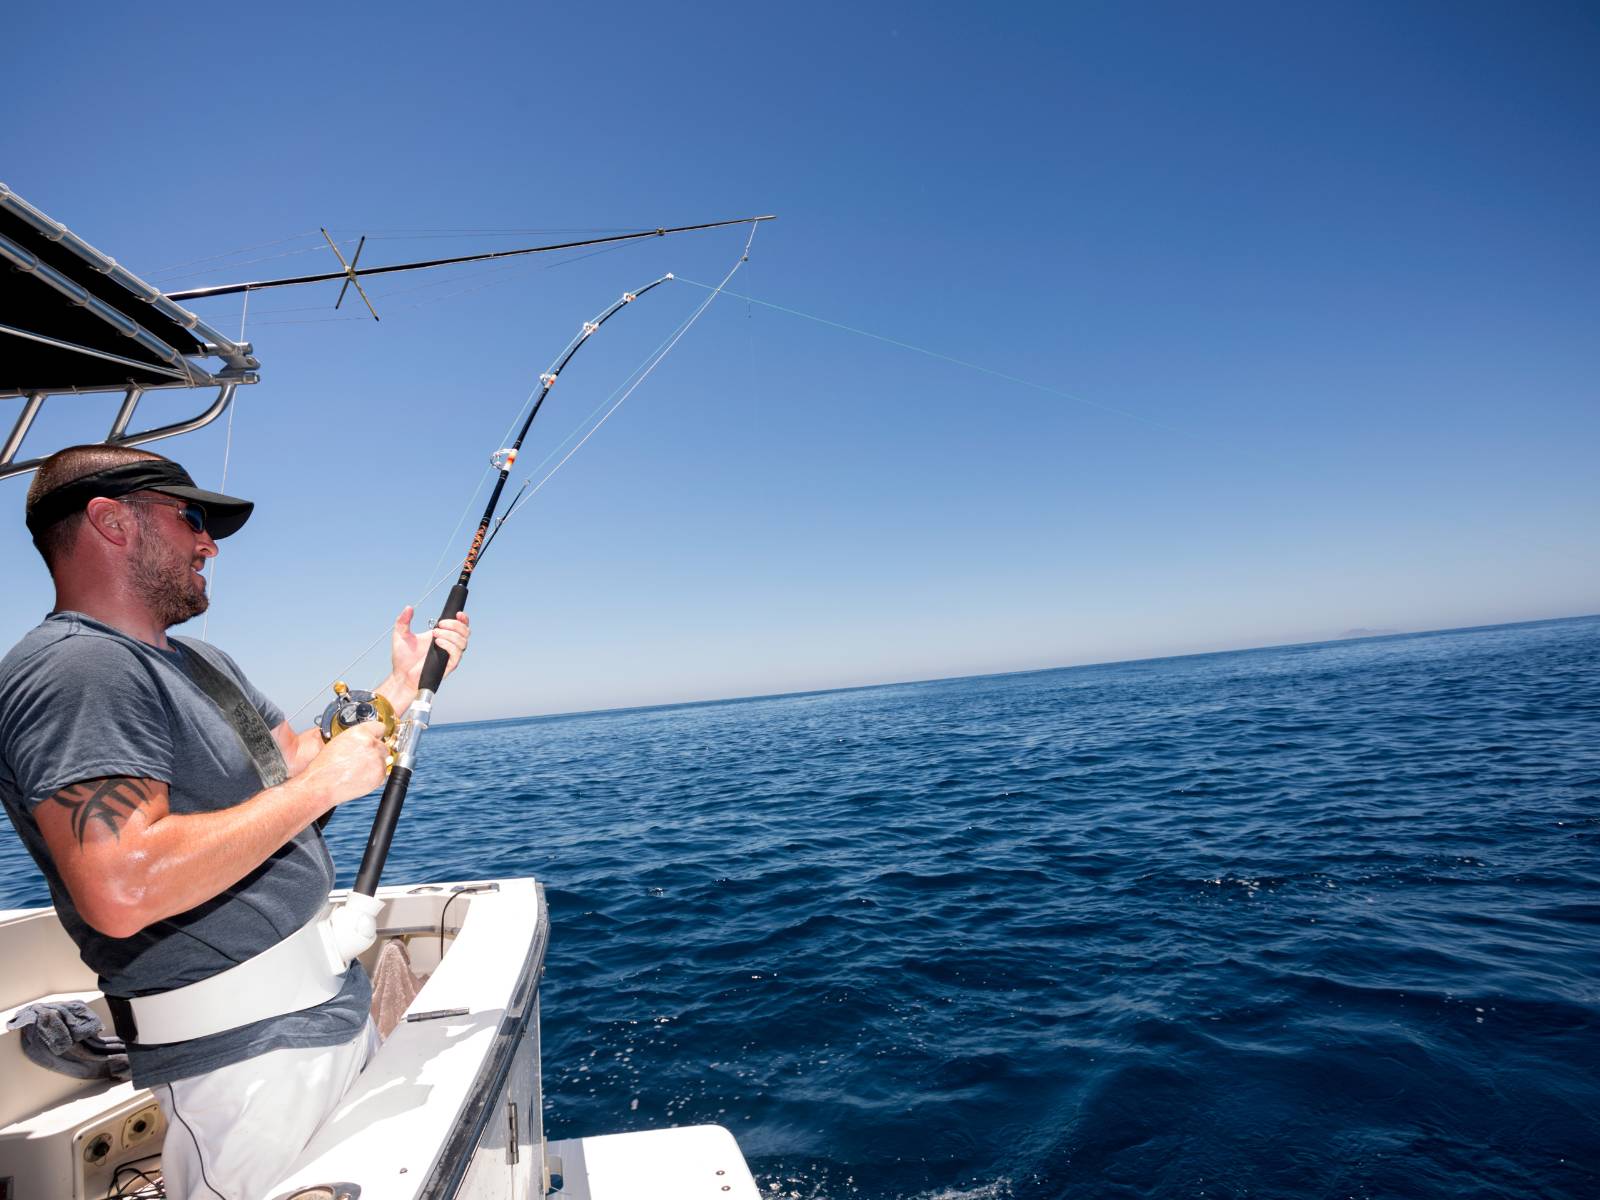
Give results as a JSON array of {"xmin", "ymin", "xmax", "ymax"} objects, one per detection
[{"xmin": 0, "ymin": 443, "xmax": 471, "ymax": 1199}]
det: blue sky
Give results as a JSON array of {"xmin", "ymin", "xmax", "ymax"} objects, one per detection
[{"xmin": 3, "ymin": 0, "xmax": 1596, "ymax": 721}]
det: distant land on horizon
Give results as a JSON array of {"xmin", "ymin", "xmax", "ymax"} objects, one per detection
[{"xmin": 442, "ymin": 612, "xmax": 1599, "ymax": 731}]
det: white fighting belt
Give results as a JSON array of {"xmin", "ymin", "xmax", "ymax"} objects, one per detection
[{"xmin": 123, "ymin": 893, "xmax": 385, "ymax": 1046}]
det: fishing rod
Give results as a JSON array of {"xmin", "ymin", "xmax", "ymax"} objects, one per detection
[
  {"xmin": 167, "ymin": 216, "xmax": 775, "ymax": 301},
  {"xmin": 346, "ymin": 273, "xmax": 674, "ymax": 898}
]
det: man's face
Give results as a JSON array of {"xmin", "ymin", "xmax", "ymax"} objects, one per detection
[{"xmin": 127, "ymin": 494, "xmax": 216, "ymax": 628}]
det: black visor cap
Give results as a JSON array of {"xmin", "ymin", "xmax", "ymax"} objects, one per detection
[{"xmin": 25, "ymin": 459, "xmax": 254, "ymax": 540}]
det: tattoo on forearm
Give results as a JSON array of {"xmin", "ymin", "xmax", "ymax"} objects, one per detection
[{"xmin": 50, "ymin": 778, "xmax": 153, "ymax": 846}]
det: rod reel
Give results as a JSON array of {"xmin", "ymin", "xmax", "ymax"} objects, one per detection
[{"xmin": 318, "ymin": 681, "xmax": 398, "ymax": 745}]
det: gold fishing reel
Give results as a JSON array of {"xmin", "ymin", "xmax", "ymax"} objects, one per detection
[{"xmin": 318, "ymin": 681, "xmax": 398, "ymax": 745}]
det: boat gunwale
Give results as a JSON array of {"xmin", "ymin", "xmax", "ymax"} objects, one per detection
[{"xmin": 416, "ymin": 880, "xmax": 550, "ymax": 1199}]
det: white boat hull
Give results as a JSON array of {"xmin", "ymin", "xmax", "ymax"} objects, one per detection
[{"xmin": 0, "ymin": 878, "xmax": 759, "ymax": 1200}]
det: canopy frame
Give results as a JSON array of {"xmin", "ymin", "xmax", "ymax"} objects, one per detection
[{"xmin": 0, "ymin": 185, "xmax": 259, "ymax": 482}]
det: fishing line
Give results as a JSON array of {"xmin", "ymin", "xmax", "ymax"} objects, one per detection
[
  {"xmin": 283, "ymin": 222, "xmax": 761, "ymax": 723},
  {"xmin": 400, "ymin": 296, "xmax": 707, "ymax": 609},
  {"xmin": 474, "ymin": 237, "xmax": 703, "ymax": 476},
  {"xmin": 282, "ymin": 468, "xmax": 494, "ymax": 724},
  {"xmin": 277, "ymin": 258, "xmax": 673, "ymax": 718},
  {"xmin": 479, "ymin": 221, "xmax": 762, "ymax": 553},
  {"xmin": 491, "ymin": 325, "xmax": 680, "ymax": 510},
  {"xmin": 478, "ymin": 305, "xmax": 688, "ymax": 525},
  {"xmin": 415, "ymin": 473, "xmax": 493, "ymax": 609},
  {"xmin": 673, "ymin": 277, "xmax": 1183, "ymax": 435},
  {"xmin": 346, "ymin": 258, "xmax": 691, "ymax": 893},
  {"xmin": 483, "ymin": 297, "xmax": 716, "ymax": 546},
  {"xmin": 280, "ymin": 318, "xmax": 685, "ymax": 722},
  {"xmin": 322, "ymin": 303, "xmax": 702, "ymax": 700},
  {"xmin": 248, "ymin": 314, "xmax": 369, "ymax": 327}
]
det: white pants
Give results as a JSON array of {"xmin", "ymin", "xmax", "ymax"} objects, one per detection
[{"xmin": 156, "ymin": 1020, "xmax": 377, "ymax": 1200}]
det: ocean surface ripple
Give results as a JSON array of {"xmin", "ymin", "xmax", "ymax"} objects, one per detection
[{"xmin": 6, "ymin": 617, "xmax": 1599, "ymax": 1199}]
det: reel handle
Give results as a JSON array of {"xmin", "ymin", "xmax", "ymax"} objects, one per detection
[{"xmin": 318, "ymin": 681, "xmax": 398, "ymax": 744}]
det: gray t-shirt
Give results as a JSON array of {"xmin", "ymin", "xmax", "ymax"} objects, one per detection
[{"xmin": 0, "ymin": 612, "xmax": 369, "ymax": 1086}]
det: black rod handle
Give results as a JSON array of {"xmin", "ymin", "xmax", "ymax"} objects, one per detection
[
  {"xmin": 353, "ymin": 765, "xmax": 411, "ymax": 896},
  {"xmin": 352, "ymin": 582, "xmax": 470, "ymax": 896},
  {"xmin": 419, "ymin": 583, "xmax": 470, "ymax": 695}
]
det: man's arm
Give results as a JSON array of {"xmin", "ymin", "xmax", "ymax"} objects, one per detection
[
  {"xmin": 272, "ymin": 721, "xmax": 326, "ymax": 778},
  {"xmin": 32, "ymin": 723, "xmax": 390, "ymax": 939}
]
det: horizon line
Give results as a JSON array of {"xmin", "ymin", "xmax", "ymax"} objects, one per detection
[{"xmin": 437, "ymin": 611, "xmax": 1600, "ymax": 733}]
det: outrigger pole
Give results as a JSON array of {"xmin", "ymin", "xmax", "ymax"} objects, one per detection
[
  {"xmin": 349, "ymin": 274, "xmax": 675, "ymax": 897},
  {"xmin": 167, "ymin": 216, "xmax": 775, "ymax": 302}
]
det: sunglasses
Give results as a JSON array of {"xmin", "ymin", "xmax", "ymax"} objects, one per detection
[{"xmin": 120, "ymin": 497, "xmax": 210, "ymax": 535}]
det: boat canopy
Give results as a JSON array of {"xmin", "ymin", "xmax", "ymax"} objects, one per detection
[{"xmin": 0, "ymin": 185, "xmax": 258, "ymax": 480}]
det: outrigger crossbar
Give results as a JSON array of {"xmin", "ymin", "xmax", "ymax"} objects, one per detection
[
  {"xmin": 322, "ymin": 229, "xmax": 380, "ymax": 321},
  {"xmin": 167, "ymin": 215, "xmax": 777, "ymax": 302}
]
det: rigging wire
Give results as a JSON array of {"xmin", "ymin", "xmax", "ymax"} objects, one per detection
[
  {"xmin": 149, "ymin": 239, "xmax": 332, "ymax": 285},
  {"xmin": 146, "ymin": 229, "xmax": 323, "ymax": 279},
  {"xmin": 200, "ymin": 289, "xmax": 249, "ymax": 641},
  {"xmin": 321, "ymin": 226, "xmax": 635, "ymax": 239}
]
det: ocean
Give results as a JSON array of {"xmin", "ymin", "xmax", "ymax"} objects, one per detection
[{"xmin": 4, "ymin": 617, "xmax": 1597, "ymax": 1198}]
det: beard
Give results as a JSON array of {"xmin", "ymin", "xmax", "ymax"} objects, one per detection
[{"xmin": 130, "ymin": 525, "xmax": 209, "ymax": 628}]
